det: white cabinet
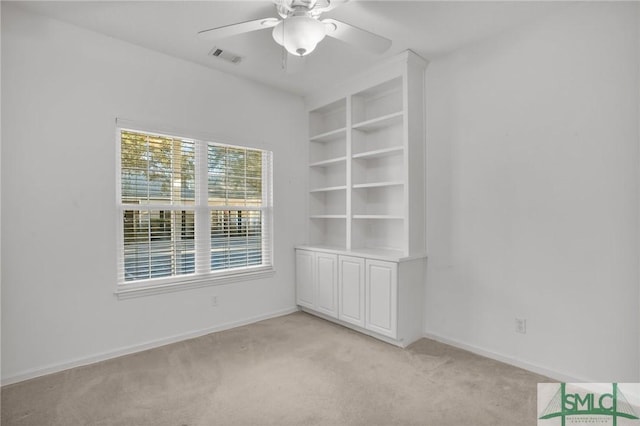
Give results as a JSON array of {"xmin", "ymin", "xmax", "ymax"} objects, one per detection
[
  {"xmin": 365, "ymin": 260, "xmax": 397, "ymax": 338},
  {"xmin": 296, "ymin": 248, "xmax": 424, "ymax": 347},
  {"xmin": 338, "ymin": 255, "xmax": 365, "ymax": 328},
  {"xmin": 315, "ymin": 252, "xmax": 338, "ymax": 317},
  {"xmin": 295, "ymin": 250, "xmax": 338, "ymax": 318},
  {"xmin": 295, "ymin": 250, "xmax": 315, "ymax": 309}
]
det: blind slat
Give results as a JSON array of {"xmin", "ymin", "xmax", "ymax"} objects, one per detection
[{"xmin": 117, "ymin": 129, "xmax": 273, "ymax": 286}]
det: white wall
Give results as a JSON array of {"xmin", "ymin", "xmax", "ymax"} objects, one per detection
[
  {"xmin": 425, "ymin": 2, "xmax": 639, "ymax": 382},
  {"xmin": 0, "ymin": 0, "xmax": 3, "ymax": 384},
  {"xmin": 4, "ymin": 1, "xmax": 638, "ymax": 386},
  {"xmin": 1, "ymin": 4, "xmax": 307, "ymax": 383}
]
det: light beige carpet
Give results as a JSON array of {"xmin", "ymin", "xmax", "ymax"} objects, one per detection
[{"xmin": 1, "ymin": 312, "xmax": 550, "ymax": 425}]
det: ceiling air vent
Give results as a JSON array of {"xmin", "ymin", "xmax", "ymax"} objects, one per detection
[{"xmin": 209, "ymin": 47, "xmax": 242, "ymax": 64}]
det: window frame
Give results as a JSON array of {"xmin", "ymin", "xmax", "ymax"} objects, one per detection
[{"xmin": 115, "ymin": 122, "xmax": 274, "ymax": 300}]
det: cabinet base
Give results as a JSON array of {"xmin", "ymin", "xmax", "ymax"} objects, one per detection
[{"xmin": 298, "ymin": 306, "xmax": 418, "ymax": 349}]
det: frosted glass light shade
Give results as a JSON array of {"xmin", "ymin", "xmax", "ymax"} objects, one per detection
[{"xmin": 272, "ymin": 16, "xmax": 327, "ymax": 56}]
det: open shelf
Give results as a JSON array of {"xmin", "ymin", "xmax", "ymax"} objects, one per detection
[
  {"xmin": 353, "ymin": 215, "xmax": 403, "ymax": 220},
  {"xmin": 352, "ymin": 183, "xmax": 403, "ymax": 217},
  {"xmin": 352, "ymin": 77, "xmax": 403, "ymax": 126},
  {"xmin": 352, "ymin": 116, "xmax": 403, "ymax": 156},
  {"xmin": 310, "ymin": 156, "xmax": 347, "ymax": 167},
  {"xmin": 309, "ymin": 188, "xmax": 346, "ymax": 217},
  {"xmin": 310, "ymin": 127, "xmax": 345, "ymax": 167},
  {"xmin": 309, "ymin": 216, "xmax": 347, "ymax": 248},
  {"xmin": 310, "ymin": 214, "xmax": 347, "ymax": 219},
  {"xmin": 309, "ymin": 185, "xmax": 347, "ymax": 193},
  {"xmin": 352, "ymin": 111, "xmax": 403, "ymax": 133},
  {"xmin": 352, "ymin": 181, "xmax": 403, "ymax": 189},
  {"xmin": 352, "ymin": 142, "xmax": 403, "ymax": 189},
  {"xmin": 353, "ymin": 146, "xmax": 403, "ymax": 160},
  {"xmin": 310, "ymin": 127, "xmax": 347, "ymax": 143},
  {"xmin": 310, "ymin": 158, "xmax": 345, "ymax": 192},
  {"xmin": 351, "ymin": 218, "xmax": 404, "ymax": 254},
  {"xmin": 309, "ymin": 98, "xmax": 346, "ymax": 138}
]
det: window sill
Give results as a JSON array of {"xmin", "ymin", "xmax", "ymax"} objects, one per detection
[{"xmin": 115, "ymin": 267, "xmax": 275, "ymax": 300}]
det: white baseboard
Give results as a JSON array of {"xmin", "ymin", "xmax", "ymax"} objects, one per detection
[
  {"xmin": 422, "ymin": 331, "xmax": 591, "ymax": 383},
  {"xmin": 2, "ymin": 306, "xmax": 299, "ymax": 386}
]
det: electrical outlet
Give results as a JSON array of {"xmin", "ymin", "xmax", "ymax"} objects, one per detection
[
  {"xmin": 515, "ymin": 318, "xmax": 527, "ymax": 334},
  {"xmin": 211, "ymin": 295, "xmax": 218, "ymax": 307}
]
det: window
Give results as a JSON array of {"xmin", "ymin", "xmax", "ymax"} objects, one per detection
[{"xmin": 116, "ymin": 127, "xmax": 273, "ymax": 297}]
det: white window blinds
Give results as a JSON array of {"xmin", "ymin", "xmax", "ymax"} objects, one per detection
[
  {"xmin": 117, "ymin": 128, "xmax": 273, "ymax": 290},
  {"xmin": 207, "ymin": 144, "xmax": 272, "ymax": 272}
]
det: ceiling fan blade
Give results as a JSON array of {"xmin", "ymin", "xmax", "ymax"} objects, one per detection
[
  {"xmin": 322, "ymin": 18, "xmax": 391, "ymax": 54},
  {"xmin": 198, "ymin": 18, "xmax": 280, "ymax": 41}
]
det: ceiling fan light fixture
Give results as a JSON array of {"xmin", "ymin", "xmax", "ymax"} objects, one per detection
[{"xmin": 272, "ymin": 15, "xmax": 326, "ymax": 56}]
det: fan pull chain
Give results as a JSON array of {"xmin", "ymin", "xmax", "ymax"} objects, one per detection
[
  {"xmin": 281, "ymin": 19, "xmax": 287, "ymax": 71},
  {"xmin": 281, "ymin": 44, "xmax": 287, "ymax": 71}
]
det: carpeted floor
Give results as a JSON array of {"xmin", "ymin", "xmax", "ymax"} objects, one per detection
[{"xmin": 1, "ymin": 312, "xmax": 550, "ymax": 425}]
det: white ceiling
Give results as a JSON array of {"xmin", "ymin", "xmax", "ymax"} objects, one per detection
[{"xmin": 13, "ymin": 1, "xmax": 572, "ymax": 96}]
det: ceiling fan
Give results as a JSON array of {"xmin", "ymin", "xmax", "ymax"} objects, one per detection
[{"xmin": 198, "ymin": 0, "xmax": 392, "ymax": 57}]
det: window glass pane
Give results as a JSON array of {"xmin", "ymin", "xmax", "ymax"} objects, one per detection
[
  {"xmin": 208, "ymin": 145, "xmax": 262, "ymax": 207},
  {"xmin": 123, "ymin": 209, "xmax": 195, "ymax": 281},
  {"xmin": 121, "ymin": 130, "xmax": 195, "ymax": 205},
  {"xmin": 245, "ymin": 178, "xmax": 262, "ymax": 207},
  {"xmin": 210, "ymin": 210, "xmax": 262, "ymax": 271}
]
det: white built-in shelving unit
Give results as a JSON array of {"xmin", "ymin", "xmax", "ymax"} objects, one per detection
[
  {"xmin": 307, "ymin": 98, "xmax": 348, "ymax": 248},
  {"xmin": 296, "ymin": 51, "xmax": 428, "ymax": 348},
  {"xmin": 304, "ymin": 51, "xmax": 426, "ymax": 260}
]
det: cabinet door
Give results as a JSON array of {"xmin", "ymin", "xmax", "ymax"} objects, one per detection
[
  {"xmin": 295, "ymin": 250, "xmax": 315, "ymax": 309},
  {"xmin": 315, "ymin": 252, "xmax": 338, "ymax": 318},
  {"xmin": 338, "ymin": 255, "xmax": 365, "ymax": 327},
  {"xmin": 365, "ymin": 259, "xmax": 398, "ymax": 338}
]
